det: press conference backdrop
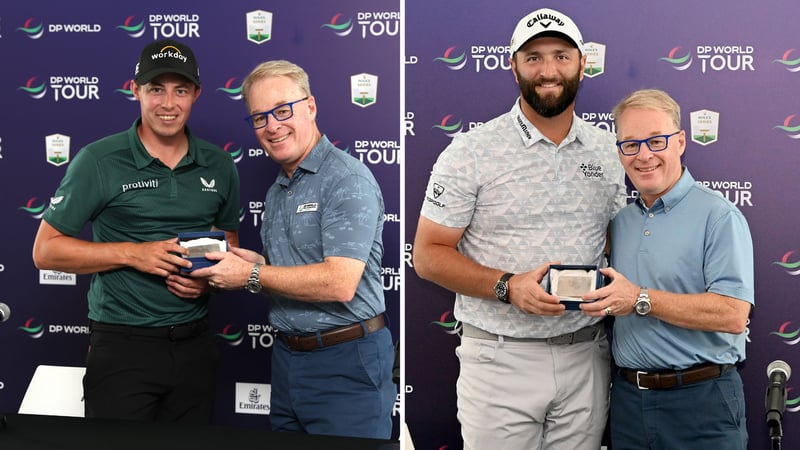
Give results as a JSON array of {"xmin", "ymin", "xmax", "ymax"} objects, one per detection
[
  {"xmin": 0, "ymin": 0, "xmax": 401, "ymax": 436},
  {"xmin": 404, "ymin": 0, "xmax": 800, "ymax": 449}
]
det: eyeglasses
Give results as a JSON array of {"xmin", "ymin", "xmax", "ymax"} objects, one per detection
[
  {"xmin": 244, "ymin": 97, "xmax": 309, "ymax": 129},
  {"xmin": 615, "ymin": 131, "xmax": 681, "ymax": 156}
]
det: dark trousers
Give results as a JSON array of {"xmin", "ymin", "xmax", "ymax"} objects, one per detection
[
  {"xmin": 270, "ymin": 327, "xmax": 395, "ymax": 439},
  {"xmin": 610, "ymin": 367, "xmax": 747, "ymax": 449},
  {"xmin": 83, "ymin": 322, "xmax": 217, "ymax": 423}
]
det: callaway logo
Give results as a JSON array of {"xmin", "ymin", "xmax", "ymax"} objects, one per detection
[
  {"xmin": 527, "ymin": 13, "xmax": 565, "ymax": 29},
  {"xmin": 201, "ymin": 177, "xmax": 218, "ymax": 192}
]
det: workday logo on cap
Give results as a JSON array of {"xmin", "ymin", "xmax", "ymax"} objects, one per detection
[{"xmin": 134, "ymin": 39, "xmax": 200, "ymax": 86}]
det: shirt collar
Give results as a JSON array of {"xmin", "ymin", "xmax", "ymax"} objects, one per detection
[
  {"xmin": 127, "ymin": 117, "xmax": 203, "ymax": 169},
  {"xmin": 511, "ymin": 98, "xmax": 583, "ymax": 148},
  {"xmin": 635, "ymin": 165, "xmax": 694, "ymax": 213},
  {"xmin": 276, "ymin": 134, "xmax": 334, "ymax": 186}
]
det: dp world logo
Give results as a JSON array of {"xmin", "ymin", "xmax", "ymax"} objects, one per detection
[
  {"xmin": 217, "ymin": 324, "xmax": 244, "ymax": 346},
  {"xmin": 17, "ymin": 18, "xmax": 44, "ymax": 39},
  {"xmin": 434, "ymin": 46, "xmax": 467, "ymax": 70},
  {"xmin": 321, "ymin": 13, "xmax": 353, "ymax": 37},
  {"xmin": 770, "ymin": 321, "xmax": 800, "ymax": 345},
  {"xmin": 433, "ymin": 114, "xmax": 463, "ymax": 137},
  {"xmin": 18, "ymin": 77, "xmax": 47, "ymax": 99},
  {"xmin": 788, "ymin": 389, "xmax": 800, "ymax": 413},
  {"xmin": 775, "ymin": 114, "xmax": 800, "ymax": 139},
  {"xmin": 431, "ymin": 311, "xmax": 461, "ymax": 336},
  {"xmin": 115, "ymin": 80, "xmax": 136, "ymax": 101},
  {"xmin": 222, "ymin": 141, "xmax": 244, "ymax": 164},
  {"xmin": 659, "ymin": 46, "xmax": 693, "ymax": 71},
  {"xmin": 216, "ymin": 77, "xmax": 243, "ymax": 101},
  {"xmin": 116, "ymin": 15, "xmax": 146, "ymax": 38},
  {"xmin": 19, "ymin": 197, "xmax": 47, "ymax": 219},
  {"xmin": 774, "ymin": 49, "xmax": 800, "ymax": 73},
  {"xmin": 19, "ymin": 318, "xmax": 45, "ymax": 339},
  {"xmin": 773, "ymin": 250, "xmax": 800, "ymax": 275}
]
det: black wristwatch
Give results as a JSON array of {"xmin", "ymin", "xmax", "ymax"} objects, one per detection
[
  {"xmin": 245, "ymin": 263, "xmax": 263, "ymax": 294},
  {"xmin": 493, "ymin": 273, "xmax": 515, "ymax": 303}
]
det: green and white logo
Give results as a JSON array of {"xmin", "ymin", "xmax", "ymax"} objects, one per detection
[
  {"xmin": 246, "ymin": 10, "xmax": 272, "ymax": 44},
  {"xmin": 351, "ymin": 73, "xmax": 378, "ymax": 108},
  {"xmin": 584, "ymin": 42, "xmax": 605, "ymax": 78},
  {"xmin": 46, "ymin": 133, "xmax": 70, "ymax": 166},
  {"xmin": 690, "ymin": 109, "xmax": 719, "ymax": 146}
]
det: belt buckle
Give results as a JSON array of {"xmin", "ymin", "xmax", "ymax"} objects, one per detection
[
  {"xmin": 636, "ymin": 370, "xmax": 650, "ymax": 390},
  {"xmin": 547, "ymin": 333, "xmax": 573, "ymax": 345}
]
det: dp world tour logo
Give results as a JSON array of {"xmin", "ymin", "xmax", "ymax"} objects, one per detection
[
  {"xmin": 773, "ymin": 250, "xmax": 800, "ymax": 275},
  {"xmin": 117, "ymin": 15, "xmax": 146, "ymax": 38},
  {"xmin": 775, "ymin": 115, "xmax": 800, "ymax": 139},
  {"xmin": 18, "ymin": 77, "xmax": 47, "ymax": 99},
  {"xmin": 19, "ymin": 318, "xmax": 44, "ymax": 339},
  {"xmin": 659, "ymin": 46, "xmax": 693, "ymax": 71},
  {"xmin": 434, "ymin": 46, "xmax": 467, "ymax": 70},
  {"xmin": 321, "ymin": 13, "xmax": 353, "ymax": 37},
  {"xmin": 770, "ymin": 322, "xmax": 800, "ymax": 345},
  {"xmin": 217, "ymin": 324, "xmax": 244, "ymax": 346},
  {"xmin": 433, "ymin": 114, "xmax": 463, "ymax": 137},
  {"xmin": 216, "ymin": 77, "xmax": 243, "ymax": 101},
  {"xmin": 431, "ymin": 311, "xmax": 461, "ymax": 336},
  {"xmin": 787, "ymin": 388, "xmax": 800, "ymax": 413},
  {"xmin": 222, "ymin": 142, "xmax": 244, "ymax": 164},
  {"xmin": 774, "ymin": 49, "xmax": 800, "ymax": 73},
  {"xmin": 17, "ymin": 18, "xmax": 44, "ymax": 39},
  {"xmin": 19, "ymin": 197, "xmax": 47, "ymax": 219},
  {"xmin": 115, "ymin": 80, "xmax": 136, "ymax": 101}
]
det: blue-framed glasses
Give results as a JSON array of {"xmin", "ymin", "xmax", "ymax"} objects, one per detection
[
  {"xmin": 616, "ymin": 131, "xmax": 681, "ymax": 156},
  {"xmin": 244, "ymin": 97, "xmax": 309, "ymax": 129}
]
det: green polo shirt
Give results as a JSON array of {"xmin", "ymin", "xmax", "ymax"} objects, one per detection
[{"xmin": 43, "ymin": 118, "xmax": 241, "ymax": 326}]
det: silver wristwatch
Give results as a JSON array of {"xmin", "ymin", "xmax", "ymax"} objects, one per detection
[
  {"xmin": 245, "ymin": 263, "xmax": 263, "ymax": 294},
  {"xmin": 634, "ymin": 287, "xmax": 651, "ymax": 316}
]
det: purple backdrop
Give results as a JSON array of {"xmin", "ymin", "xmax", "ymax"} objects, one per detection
[
  {"xmin": 404, "ymin": 1, "xmax": 800, "ymax": 449},
  {"xmin": 0, "ymin": 0, "xmax": 401, "ymax": 437}
]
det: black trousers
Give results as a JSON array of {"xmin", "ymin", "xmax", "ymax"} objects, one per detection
[{"xmin": 83, "ymin": 320, "xmax": 218, "ymax": 423}]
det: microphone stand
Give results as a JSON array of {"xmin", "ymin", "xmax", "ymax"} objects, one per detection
[{"xmin": 769, "ymin": 421, "xmax": 782, "ymax": 450}]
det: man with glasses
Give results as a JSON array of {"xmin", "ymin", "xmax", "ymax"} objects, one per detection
[
  {"xmin": 190, "ymin": 60, "xmax": 393, "ymax": 439},
  {"xmin": 32, "ymin": 39, "xmax": 240, "ymax": 423},
  {"xmin": 413, "ymin": 8, "xmax": 626, "ymax": 450},
  {"xmin": 581, "ymin": 89, "xmax": 753, "ymax": 449}
]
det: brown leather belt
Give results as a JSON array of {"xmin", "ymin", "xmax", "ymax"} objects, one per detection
[
  {"xmin": 278, "ymin": 315, "xmax": 385, "ymax": 351},
  {"xmin": 620, "ymin": 363, "xmax": 735, "ymax": 390}
]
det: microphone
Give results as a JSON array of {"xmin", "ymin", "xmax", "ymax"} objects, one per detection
[
  {"xmin": 0, "ymin": 303, "xmax": 10, "ymax": 323},
  {"xmin": 765, "ymin": 360, "xmax": 791, "ymax": 427}
]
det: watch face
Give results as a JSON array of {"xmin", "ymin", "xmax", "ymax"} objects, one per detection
[
  {"xmin": 494, "ymin": 282, "xmax": 508, "ymax": 302},
  {"xmin": 635, "ymin": 301, "xmax": 650, "ymax": 315}
]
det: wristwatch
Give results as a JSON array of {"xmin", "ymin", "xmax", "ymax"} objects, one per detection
[
  {"xmin": 245, "ymin": 263, "xmax": 263, "ymax": 294},
  {"xmin": 493, "ymin": 273, "xmax": 515, "ymax": 303},
  {"xmin": 634, "ymin": 287, "xmax": 651, "ymax": 316}
]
